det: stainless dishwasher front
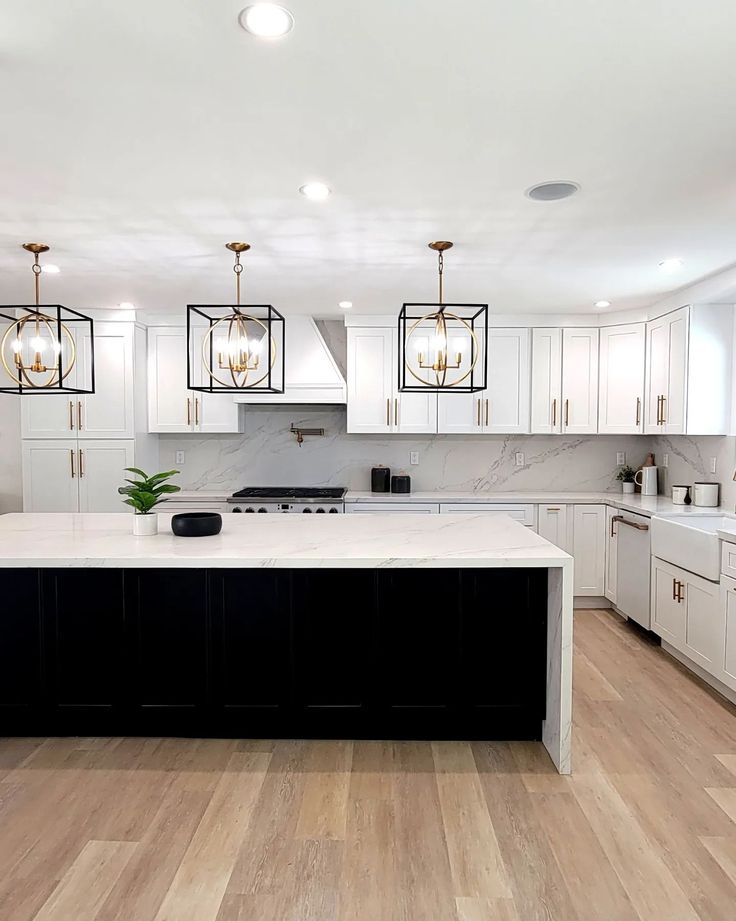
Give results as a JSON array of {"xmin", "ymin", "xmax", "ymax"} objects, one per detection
[{"xmin": 614, "ymin": 510, "xmax": 652, "ymax": 629}]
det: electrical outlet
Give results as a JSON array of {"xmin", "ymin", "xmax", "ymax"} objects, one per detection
[
  {"xmin": 409, "ymin": 451, "xmax": 419, "ymax": 466},
  {"xmin": 515, "ymin": 452, "xmax": 525, "ymax": 467},
  {"xmin": 662, "ymin": 453, "xmax": 669, "ymax": 468},
  {"xmin": 175, "ymin": 450, "xmax": 185, "ymax": 465},
  {"xmin": 711, "ymin": 457, "xmax": 717, "ymax": 474},
  {"xmin": 616, "ymin": 452, "xmax": 626, "ymax": 465}
]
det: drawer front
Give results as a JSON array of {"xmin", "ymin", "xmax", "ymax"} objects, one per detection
[
  {"xmin": 345, "ymin": 503, "xmax": 439, "ymax": 514},
  {"xmin": 722, "ymin": 542, "xmax": 736, "ymax": 580},
  {"xmin": 438, "ymin": 504, "xmax": 537, "ymax": 527}
]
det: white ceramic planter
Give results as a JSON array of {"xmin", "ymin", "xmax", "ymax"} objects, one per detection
[
  {"xmin": 133, "ymin": 513, "xmax": 158, "ymax": 536},
  {"xmin": 622, "ymin": 481, "xmax": 635, "ymax": 494}
]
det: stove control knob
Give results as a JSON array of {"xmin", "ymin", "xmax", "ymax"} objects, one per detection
[
  {"xmin": 232, "ymin": 507, "xmax": 243, "ymax": 513},
  {"xmin": 302, "ymin": 507, "xmax": 313, "ymax": 513},
  {"xmin": 316, "ymin": 507, "xmax": 326, "ymax": 513},
  {"xmin": 328, "ymin": 507, "xmax": 339, "ymax": 513},
  {"xmin": 244, "ymin": 507, "xmax": 255, "ymax": 513},
  {"xmin": 257, "ymin": 507, "xmax": 268, "ymax": 513}
]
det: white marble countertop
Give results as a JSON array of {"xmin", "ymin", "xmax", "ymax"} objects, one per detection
[{"xmin": 0, "ymin": 512, "xmax": 572, "ymax": 570}]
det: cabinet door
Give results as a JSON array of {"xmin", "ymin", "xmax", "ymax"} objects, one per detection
[
  {"xmin": 147, "ymin": 328, "xmax": 192, "ymax": 433},
  {"xmin": 77, "ymin": 324, "xmax": 134, "ymax": 439},
  {"xmin": 437, "ymin": 327, "xmax": 484, "ymax": 434},
  {"xmin": 650, "ymin": 559, "xmax": 686, "ymax": 645},
  {"xmin": 78, "ymin": 440, "xmax": 135, "ymax": 512},
  {"xmin": 604, "ymin": 507, "xmax": 618, "ymax": 603},
  {"xmin": 722, "ymin": 576, "xmax": 736, "ymax": 690},
  {"xmin": 530, "ymin": 328, "xmax": 562, "ymax": 433},
  {"xmin": 645, "ymin": 315, "xmax": 670, "ymax": 433},
  {"xmin": 664, "ymin": 308, "xmax": 688, "ymax": 435},
  {"xmin": 22, "ymin": 440, "xmax": 79, "ymax": 511},
  {"xmin": 562, "ymin": 329, "xmax": 599, "ymax": 434},
  {"xmin": 598, "ymin": 324, "xmax": 645, "ymax": 434},
  {"xmin": 0, "ymin": 570, "xmax": 42, "ymax": 721},
  {"xmin": 681, "ymin": 572, "xmax": 721, "ymax": 674},
  {"xmin": 572, "ymin": 505, "xmax": 605, "ymax": 595},
  {"xmin": 538, "ymin": 504, "xmax": 569, "ymax": 552},
  {"xmin": 394, "ymin": 329, "xmax": 437, "ymax": 434},
  {"xmin": 484, "ymin": 328, "xmax": 530, "ymax": 434},
  {"xmin": 347, "ymin": 328, "xmax": 393, "ymax": 433},
  {"xmin": 188, "ymin": 328, "xmax": 243, "ymax": 433}
]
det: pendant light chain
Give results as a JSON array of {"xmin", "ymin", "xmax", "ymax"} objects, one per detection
[
  {"xmin": 437, "ymin": 249, "xmax": 444, "ymax": 308},
  {"xmin": 233, "ymin": 250, "xmax": 243, "ymax": 306},
  {"xmin": 32, "ymin": 250, "xmax": 42, "ymax": 306}
]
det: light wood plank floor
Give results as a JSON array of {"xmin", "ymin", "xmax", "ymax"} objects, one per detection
[{"xmin": 3, "ymin": 609, "xmax": 736, "ymax": 921}]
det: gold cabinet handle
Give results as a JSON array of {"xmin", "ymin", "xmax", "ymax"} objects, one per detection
[
  {"xmin": 564, "ymin": 399, "xmax": 569, "ymax": 427},
  {"xmin": 69, "ymin": 400, "xmax": 75, "ymax": 431},
  {"xmin": 386, "ymin": 398, "xmax": 390, "ymax": 426},
  {"xmin": 672, "ymin": 577, "xmax": 677, "ymax": 601},
  {"xmin": 77, "ymin": 400, "xmax": 83, "ymax": 430},
  {"xmin": 552, "ymin": 398, "xmax": 557, "ymax": 428},
  {"xmin": 660, "ymin": 395, "xmax": 666, "ymax": 424},
  {"xmin": 187, "ymin": 397, "xmax": 191, "ymax": 426},
  {"xmin": 636, "ymin": 397, "xmax": 641, "ymax": 427},
  {"xmin": 394, "ymin": 398, "xmax": 398, "ymax": 427},
  {"xmin": 485, "ymin": 398, "xmax": 489, "ymax": 426},
  {"xmin": 195, "ymin": 398, "xmax": 200, "ymax": 426},
  {"xmin": 70, "ymin": 449, "xmax": 76, "ymax": 478},
  {"xmin": 656, "ymin": 395, "xmax": 661, "ymax": 425},
  {"xmin": 477, "ymin": 398, "xmax": 481, "ymax": 427},
  {"xmin": 677, "ymin": 580, "xmax": 684, "ymax": 603},
  {"xmin": 78, "ymin": 449, "xmax": 84, "ymax": 478}
]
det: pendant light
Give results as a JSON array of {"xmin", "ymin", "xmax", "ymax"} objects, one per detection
[
  {"xmin": 398, "ymin": 241, "xmax": 488, "ymax": 392},
  {"xmin": 0, "ymin": 243, "xmax": 95, "ymax": 395},
  {"xmin": 187, "ymin": 243, "xmax": 285, "ymax": 393}
]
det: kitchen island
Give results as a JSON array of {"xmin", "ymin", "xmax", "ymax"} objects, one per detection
[{"xmin": 0, "ymin": 512, "xmax": 573, "ymax": 772}]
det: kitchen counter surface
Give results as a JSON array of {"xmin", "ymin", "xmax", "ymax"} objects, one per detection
[
  {"xmin": 0, "ymin": 512, "xmax": 572, "ymax": 570},
  {"xmin": 345, "ymin": 490, "xmax": 732, "ymax": 518}
]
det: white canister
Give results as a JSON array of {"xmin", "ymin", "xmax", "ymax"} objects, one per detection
[
  {"xmin": 692, "ymin": 482, "xmax": 720, "ymax": 508},
  {"xmin": 133, "ymin": 513, "xmax": 158, "ymax": 536},
  {"xmin": 671, "ymin": 485, "xmax": 690, "ymax": 505}
]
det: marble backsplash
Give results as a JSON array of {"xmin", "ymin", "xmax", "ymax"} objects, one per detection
[
  {"xmin": 652, "ymin": 435, "xmax": 735, "ymax": 509},
  {"xmin": 159, "ymin": 405, "xmax": 658, "ymax": 494}
]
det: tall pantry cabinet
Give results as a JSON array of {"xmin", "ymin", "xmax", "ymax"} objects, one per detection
[{"xmin": 20, "ymin": 322, "xmax": 157, "ymax": 512}]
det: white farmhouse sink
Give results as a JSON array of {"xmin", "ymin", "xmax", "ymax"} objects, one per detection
[{"xmin": 651, "ymin": 515, "xmax": 736, "ymax": 581}]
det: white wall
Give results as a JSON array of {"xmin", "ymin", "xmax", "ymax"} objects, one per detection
[{"xmin": 0, "ymin": 396, "xmax": 22, "ymax": 512}]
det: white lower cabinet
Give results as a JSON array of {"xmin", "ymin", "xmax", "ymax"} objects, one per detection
[
  {"xmin": 721, "ymin": 575, "xmax": 736, "ymax": 690},
  {"xmin": 604, "ymin": 506, "xmax": 618, "ymax": 604},
  {"xmin": 651, "ymin": 558, "xmax": 722, "ymax": 673},
  {"xmin": 345, "ymin": 503, "xmax": 438, "ymax": 514},
  {"xmin": 572, "ymin": 505, "xmax": 606, "ymax": 595},
  {"xmin": 439, "ymin": 503, "xmax": 536, "ymax": 527},
  {"xmin": 22, "ymin": 439, "xmax": 135, "ymax": 513},
  {"xmin": 537, "ymin": 504, "xmax": 569, "ymax": 552}
]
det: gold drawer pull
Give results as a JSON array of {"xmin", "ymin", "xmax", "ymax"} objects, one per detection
[
  {"xmin": 187, "ymin": 397, "xmax": 192, "ymax": 426},
  {"xmin": 69, "ymin": 400, "xmax": 75, "ymax": 430},
  {"xmin": 70, "ymin": 449, "xmax": 76, "ymax": 478}
]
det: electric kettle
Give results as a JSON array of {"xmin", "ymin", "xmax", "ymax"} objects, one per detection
[{"xmin": 634, "ymin": 466, "xmax": 658, "ymax": 496}]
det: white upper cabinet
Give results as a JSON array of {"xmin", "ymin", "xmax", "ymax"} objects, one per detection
[
  {"xmin": 147, "ymin": 326, "xmax": 242, "ymax": 434},
  {"xmin": 645, "ymin": 307, "xmax": 688, "ymax": 434},
  {"xmin": 76, "ymin": 323, "xmax": 135, "ymax": 439},
  {"xmin": 347, "ymin": 327, "xmax": 436, "ymax": 434},
  {"xmin": 598, "ymin": 323, "xmax": 645, "ymax": 434},
  {"xmin": 530, "ymin": 328, "xmax": 563, "ymax": 434},
  {"xmin": 561, "ymin": 328, "xmax": 599, "ymax": 434}
]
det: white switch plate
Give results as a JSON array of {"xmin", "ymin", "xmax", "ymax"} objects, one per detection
[
  {"xmin": 409, "ymin": 451, "xmax": 419, "ymax": 465},
  {"xmin": 711, "ymin": 457, "xmax": 717, "ymax": 474},
  {"xmin": 662, "ymin": 453, "xmax": 669, "ymax": 468},
  {"xmin": 515, "ymin": 452, "xmax": 525, "ymax": 467},
  {"xmin": 616, "ymin": 452, "xmax": 626, "ymax": 465},
  {"xmin": 175, "ymin": 450, "xmax": 185, "ymax": 465}
]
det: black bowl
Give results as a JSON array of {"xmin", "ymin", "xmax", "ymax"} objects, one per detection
[{"xmin": 171, "ymin": 512, "xmax": 222, "ymax": 538}]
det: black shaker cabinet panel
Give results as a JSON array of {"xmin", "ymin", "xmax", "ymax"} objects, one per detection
[{"xmin": 0, "ymin": 569, "xmax": 43, "ymax": 721}]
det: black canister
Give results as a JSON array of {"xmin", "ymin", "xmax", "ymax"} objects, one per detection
[
  {"xmin": 391, "ymin": 474, "xmax": 411, "ymax": 494},
  {"xmin": 371, "ymin": 465, "xmax": 391, "ymax": 493}
]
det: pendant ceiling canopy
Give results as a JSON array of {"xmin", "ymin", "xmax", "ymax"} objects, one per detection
[
  {"xmin": 0, "ymin": 243, "xmax": 95, "ymax": 396},
  {"xmin": 186, "ymin": 242, "xmax": 285, "ymax": 394},
  {"xmin": 398, "ymin": 241, "xmax": 488, "ymax": 393}
]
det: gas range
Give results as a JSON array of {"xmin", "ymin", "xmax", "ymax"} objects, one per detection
[{"xmin": 228, "ymin": 487, "xmax": 347, "ymax": 514}]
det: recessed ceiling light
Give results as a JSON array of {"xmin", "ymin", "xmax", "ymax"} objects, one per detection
[
  {"xmin": 659, "ymin": 258, "xmax": 683, "ymax": 273},
  {"xmin": 338, "ymin": 301, "xmax": 352, "ymax": 309},
  {"xmin": 239, "ymin": 4, "xmax": 294, "ymax": 38},
  {"xmin": 119, "ymin": 302, "xmax": 135, "ymax": 310},
  {"xmin": 41, "ymin": 264, "xmax": 60, "ymax": 274},
  {"xmin": 594, "ymin": 300, "xmax": 611, "ymax": 309},
  {"xmin": 525, "ymin": 180, "xmax": 580, "ymax": 201},
  {"xmin": 299, "ymin": 182, "xmax": 331, "ymax": 201}
]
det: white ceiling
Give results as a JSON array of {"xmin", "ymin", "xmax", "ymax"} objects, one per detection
[{"xmin": 2, "ymin": 0, "xmax": 736, "ymax": 316}]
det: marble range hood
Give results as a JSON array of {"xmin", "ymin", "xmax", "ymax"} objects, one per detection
[{"xmin": 233, "ymin": 317, "xmax": 346, "ymax": 405}]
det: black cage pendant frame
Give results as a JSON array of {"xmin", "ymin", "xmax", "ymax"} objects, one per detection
[
  {"xmin": 186, "ymin": 303, "xmax": 286, "ymax": 393},
  {"xmin": 0, "ymin": 304, "xmax": 96, "ymax": 395},
  {"xmin": 398, "ymin": 302, "xmax": 489, "ymax": 393}
]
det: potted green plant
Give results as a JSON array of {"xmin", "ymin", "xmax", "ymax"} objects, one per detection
[
  {"xmin": 616, "ymin": 464, "xmax": 637, "ymax": 494},
  {"xmin": 118, "ymin": 467, "xmax": 181, "ymax": 536}
]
